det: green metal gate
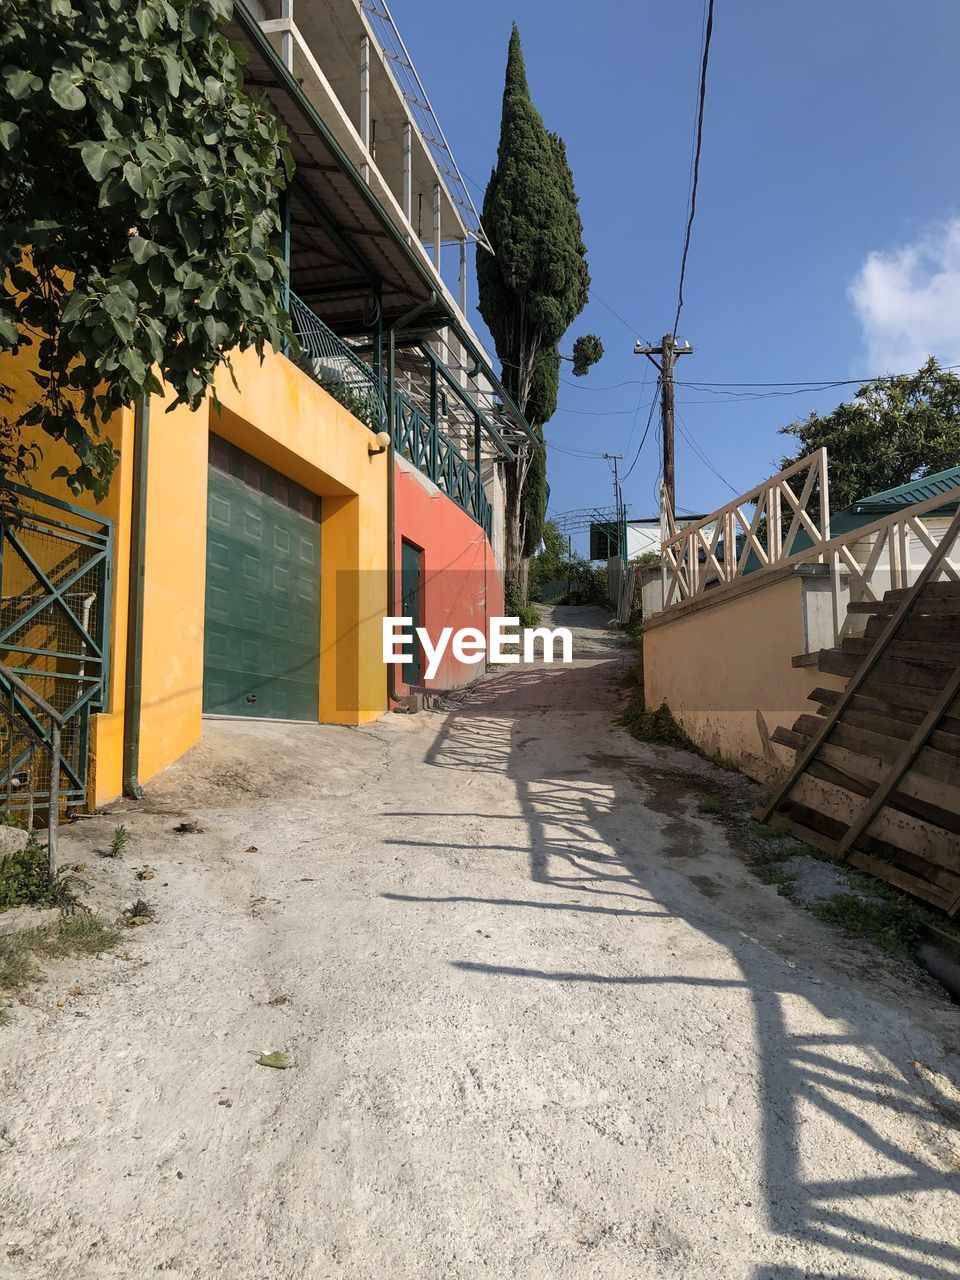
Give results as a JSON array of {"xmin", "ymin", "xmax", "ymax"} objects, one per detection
[
  {"xmin": 0, "ymin": 484, "xmax": 113, "ymax": 813},
  {"xmin": 203, "ymin": 437, "xmax": 321, "ymax": 721}
]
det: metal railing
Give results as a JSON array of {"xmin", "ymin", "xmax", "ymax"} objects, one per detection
[
  {"xmin": 0, "ymin": 485, "xmax": 112, "ymax": 812},
  {"xmin": 286, "ymin": 293, "xmax": 492, "ymax": 537},
  {"xmin": 393, "ymin": 390, "xmax": 492, "ymax": 537},
  {"xmin": 288, "ymin": 291, "xmax": 385, "ymax": 430},
  {"xmin": 0, "ymin": 662, "xmax": 63, "ymax": 879}
]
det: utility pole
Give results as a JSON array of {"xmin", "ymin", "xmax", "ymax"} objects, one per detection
[
  {"xmin": 634, "ymin": 333, "xmax": 694, "ymax": 526},
  {"xmin": 603, "ymin": 452, "xmax": 624, "ymax": 561}
]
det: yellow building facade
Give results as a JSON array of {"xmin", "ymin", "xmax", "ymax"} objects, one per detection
[{"xmin": 1, "ymin": 341, "xmax": 388, "ymax": 808}]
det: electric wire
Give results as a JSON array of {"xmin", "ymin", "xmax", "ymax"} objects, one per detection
[
  {"xmin": 675, "ymin": 409, "xmax": 739, "ymax": 494},
  {"xmin": 622, "ymin": 385, "xmax": 661, "ymax": 482},
  {"xmin": 673, "ymin": 0, "xmax": 715, "ymax": 338}
]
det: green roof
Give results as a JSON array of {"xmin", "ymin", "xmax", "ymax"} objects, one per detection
[
  {"xmin": 830, "ymin": 464, "xmax": 960, "ymax": 535},
  {"xmin": 847, "ymin": 464, "xmax": 960, "ymax": 514}
]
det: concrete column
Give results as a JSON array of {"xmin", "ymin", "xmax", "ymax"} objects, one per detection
[
  {"xmin": 459, "ymin": 240, "xmax": 467, "ymax": 313},
  {"xmin": 402, "ymin": 122, "xmax": 412, "ymax": 224},
  {"xmin": 432, "ymin": 183, "xmax": 441, "ymax": 269},
  {"xmin": 360, "ymin": 35, "xmax": 370, "ymax": 182},
  {"xmin": 281, "ymin": 0, "xmax": 293, "ymax": 70}
]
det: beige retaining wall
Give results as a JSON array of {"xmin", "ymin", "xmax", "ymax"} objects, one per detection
[{"xmin": 642, "ymin": 569, "xmax": 844, "ymax": 768}]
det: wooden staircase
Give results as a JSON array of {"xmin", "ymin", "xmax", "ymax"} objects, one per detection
[{"xmin": 758, "ymin": 511, "xmax": 960, "ymax": 916}]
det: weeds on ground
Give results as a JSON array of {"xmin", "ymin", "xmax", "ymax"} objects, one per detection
[
  {"xmin": 0, "ymin": 913, "xmax": 121, "ymax": 997},
  {"xmin": 697, "ymin": 793, "xmax": 736, "ymax": 816},
  {"xmin": 0, "ymin": 836, "xmax": 88, "ymax": 912},
  {"xmin": 120, "ymin": 898, "xmax": 155, "ymax": 927},
  {"xmin": 745, "ymin": 837, "xmax": 800, "ymax": 901},
  {"xmin": 617, "ymin": 649, "xmax": 736, "ymax": 768},
  {"xmin": 810, "ymin": 869, "xmax": 939, "ymax": 957},
  {"xmin": 811, "ymin": 894, "xmax": 926, "ymax": 956},
  {"xmin": 756, "ymin": 815, "xmax": 793, "ymax": 838},
  {"xmin": 105, "ymin": 824, "xmax": 129, "ymax": 858}
]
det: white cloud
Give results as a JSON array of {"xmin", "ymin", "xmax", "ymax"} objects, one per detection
[{"xmin": 849, "ymin": 218, "xmax": 960, "ymax": 374}]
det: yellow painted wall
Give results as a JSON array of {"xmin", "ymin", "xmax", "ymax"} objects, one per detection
[
  {"xmin": 0, "ymin": 342, "xmax": 134, "ymax": 805},
  {"xmin": 642, "ymin": 574, "xmax": 844, "ymax": 767},
  {"xmin": 137, "ymin": 392, "xmax": 210, "ymax": 784},
  {"xmin": 2, "ymin": 340, "xmax": 388, "ymax": 806}
]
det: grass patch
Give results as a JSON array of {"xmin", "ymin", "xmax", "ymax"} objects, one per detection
[
  {"xmin": 0, "ymin": 912, "xmax": 120, "ymax": 998},
  {"xmin": 756, "ymin": 815, "xmax": 793, "ymax": 838},
  {"xmin": 697, "ymin": 793, "xmax": 735, "ymax": 816},
  {"xmin": 58, "ymin": 912, "xmax": 121, "ymax": 954},
  {"xmin": 810, "ymin": 891, "xmax": 930, "ymax": 957},
  {"xmin": 748, "ymin": 843, "xmax": 799, "ymax": 900}
]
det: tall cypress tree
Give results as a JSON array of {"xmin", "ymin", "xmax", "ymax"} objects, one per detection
[{"xmin": 478, "ymin": 26, "xmax": 601, "ymax": 597}]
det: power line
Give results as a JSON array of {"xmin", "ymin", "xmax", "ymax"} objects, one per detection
[
  {"xmin": 622, "ymin": 386, "xmax": 661, "ymax": 481},
  {"xmin": 587, "ymin": 290, "xmax": 651, "ymax": 348},
  {"xmin": 675, "ymin": 409, "xmax": 739, "ymax": 494},
  {"xmin": 673, "ymin": 0, "xmax": 715, "ymax": 338},
  {"xmin": 552, "ymin": 405, "xmax": 652, "ymax": 418},
  {"xmin": 545, "ymin": 441, "xmax": 610, "ymax": 459}
]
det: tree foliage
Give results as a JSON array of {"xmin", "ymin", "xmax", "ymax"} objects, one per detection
[
  {"xmin": 571, "ymin": 333, "xmax": 603, "ymax": 378},
  {"xmin": 477, "ymin": 24, "xmax": 600, "ymax": 592},
  {"xmin": 0, "ymin": 0, "xmax": 292, "ymax": 497},
  {"xmin": 780, "ymin": 357, "xmax": 960, "ymax": 511},
  {"xmin": 528, "ymin": 517, "xmax": 565, "ymax": 596}
]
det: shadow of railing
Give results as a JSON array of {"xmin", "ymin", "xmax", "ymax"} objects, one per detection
[{"xmin": 384, "ymin": 652, "xmax": 960, "ymax": 1278}]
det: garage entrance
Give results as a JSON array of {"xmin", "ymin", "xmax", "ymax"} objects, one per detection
[{"xmin": 203, "ymin": 436, "xmax": 321, "ymax": 721}]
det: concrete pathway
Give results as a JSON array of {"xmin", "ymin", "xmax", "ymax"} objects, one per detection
[{"xmin": 1, "ymin": 606, "xmax": 959, "ymax": 1279}]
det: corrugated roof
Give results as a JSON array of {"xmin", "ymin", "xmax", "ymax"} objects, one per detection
[{"xmin": 849, "ymin": 464, "xmax": 960, "ymax": 513}]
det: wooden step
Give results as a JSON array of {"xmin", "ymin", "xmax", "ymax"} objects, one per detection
[
  {"xmin": 808, "ymin": 685, "xmax": 960, "ymax": 743},
  {"xmin": 864, "ymin": 614, "xmax": 960, "ymax": 644},
  {"xmin": 780, "ymin": 771, "xmax": 960, "ymax": 874},
  {"xmin": 819, "ymin": 646, "xmax": 959, "ymax": 690},
  {"xmin": 776, "ymin": 723, "xmax": 960, "ymax": 828},
  {"xmin": 886, "ymin": 580, "xmax": 960, "ymax": 600},
  {"xmin": 841, "ymin": 635, "xmax": 960, "ymax": 664},
  {"xmin": 791, "ymin": 713, "xmax": 960, "ymax": 780}
]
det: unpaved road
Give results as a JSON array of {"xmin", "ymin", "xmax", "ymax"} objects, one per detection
[{"xmin": 2, "ymin": 606, "xmax": 959, "ymax": 1279}]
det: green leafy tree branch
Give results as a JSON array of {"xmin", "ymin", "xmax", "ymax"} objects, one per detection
[
  {"xmin": 779, "ymin": 357, "xmax": 960, "ymax": 512},
  {"xmin": 0, "ymin": 0, "xmax": 293, "ymax": 498}
]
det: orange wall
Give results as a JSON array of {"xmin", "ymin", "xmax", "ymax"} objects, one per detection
[{"xmin": 394, "ymin": 456, "xmax": 504, "ymax": 694}]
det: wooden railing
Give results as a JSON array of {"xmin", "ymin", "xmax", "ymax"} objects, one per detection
[
  {"xmin": 661, "ymin": 449, "xmax": 831, "ymax": 608},
  {"xmin": 659, "ymin": 450, "xmax": 960, "ymax": 645}
]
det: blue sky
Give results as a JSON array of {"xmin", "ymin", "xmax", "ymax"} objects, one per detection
[{"xmin": 397, "ymin": 0, "xmax": 960, "ymax": 550}]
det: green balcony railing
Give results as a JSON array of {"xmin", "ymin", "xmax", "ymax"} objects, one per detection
[
  {"xmin": 286, "ymin": 293, "xmax": 491, "ymax": 537},
  {"xmin": 393, "ymin": 390, "xmax": 492, "ymax": 538},
  {"xmin": 288, "ymin": 291, "xmax": 385, "ymax": 431}
]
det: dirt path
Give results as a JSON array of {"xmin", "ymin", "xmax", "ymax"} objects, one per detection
[{"xmin": 2, "ymin": 606, "xmax": 959, "ymax": 1279}]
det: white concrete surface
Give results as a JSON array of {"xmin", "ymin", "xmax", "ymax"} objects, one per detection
[{"xmin": 1, "ymin": 608, "xmax": 958, "ymax": 1279}]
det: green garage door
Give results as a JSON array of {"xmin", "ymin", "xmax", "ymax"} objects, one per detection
[{"xmin": 203, "ymin": 436, "xmax": 321, "ymax": 720}]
